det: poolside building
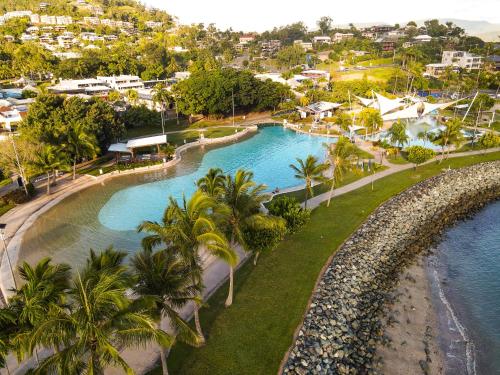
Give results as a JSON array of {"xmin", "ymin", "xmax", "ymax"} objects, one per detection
[
  {"xmin": 297, "ymin": 101, "xmax": 342, "ymax": 119},
  {"xmin": 108, "ymin": 135, "xmax": 168, "ymax": 160},
  {"xmin": 97, "ymin": 75, "xmax": 144, "ymax": 92}
]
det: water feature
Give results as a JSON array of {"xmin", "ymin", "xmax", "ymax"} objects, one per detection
[
  {"xmin": 429, "ymin": 200, "xmax": 500, "ymax": 375},
  {"xmin": 19, "ymin": 125, "xmax": 335, "ymax": 270}
]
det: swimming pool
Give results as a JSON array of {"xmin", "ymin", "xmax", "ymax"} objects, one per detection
[{"xmin": 19, "ymin": 125, "xmax": 335, "ymax": 270}]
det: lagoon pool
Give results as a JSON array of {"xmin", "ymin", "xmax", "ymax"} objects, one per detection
[{"xmin": 19, "ymin": 126, "xmax": 335, "ymax": 270}]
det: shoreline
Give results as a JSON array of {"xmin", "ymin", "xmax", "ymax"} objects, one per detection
[{"xmin": 282, "ymin": 161, "xmax": 500, "ymax": 374}]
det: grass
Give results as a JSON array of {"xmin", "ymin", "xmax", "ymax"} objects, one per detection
[
  {"xmin": 337, "ymin": 66, "xmax": 398, "ymax": 82},
  {"xmin": 167, "ymin": 127, "xmax": 243, "ymax": 146},
  {"xmin": 0, "ymin": 178, "xmax": 12, "ymax": 187},
  {"xmin": 125, "ymin": 119, "xmax": 189, "ymax": 138},
  {"xmin": 151, "ymin": 151, "xmax": 500, "ymax": 375},
  {"xmin": 358, "ymin": 57, "xmax": 393, "ymax": 67},
  {"xmin": 0, "ymin": 202, "xmax": 15, "ymax": 216},
  {"xmin": 386, "ymin": 154, "xmax": 410, "ymax": 165}
]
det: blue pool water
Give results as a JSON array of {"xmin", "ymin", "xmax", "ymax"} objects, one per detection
[
  {"xmin": 432, "ymin": 201, "xmax": 500, "ymax": 374},
  {"xmin": 19, "ymin": 126, "xmax": 335, "ymax": 270},
  {"xmin": 99, "ymin": 126, "xmax": 335, "ymax": 231}
]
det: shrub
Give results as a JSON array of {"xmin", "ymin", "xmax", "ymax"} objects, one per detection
[
  {"xmin": 406, "ymin": 146, "xmax": 435, "ymax": 169},
  {"xmin": 267, "ymin": 196, "xmax": 310, "ymax": 233},
  {"xmin": 478, "ymin": 132, "xmax": 500, "ymax": 148},
  {"xmin": 242, "ymin": 216, "xmax": 287, "ymax": 265},
  {"xmin": 1, "ymin": 183, "xmax": 36, "ymax": 205}
]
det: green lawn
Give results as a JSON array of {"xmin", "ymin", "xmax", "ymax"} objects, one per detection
[
  {"xmin": 358, "ymin": 57, "xmax": 393, "ymax": 67},
  {"xmin": 125, "ymin": 119, "xmax": 189, "ymax": 139},
  {"xmin": 386, "ymin": 154, "xmax": 410, "ymax": 164},
  {"xmin": 0, "ymin": 202, "xmax": 15, "ymax": 217},
  {"xmin": 167, "ymin": 127, "xmax": 243, "ymax": 146},
  {"xmin": 153, "ymin": 151, "xmax": 500, "ymax": 375}
]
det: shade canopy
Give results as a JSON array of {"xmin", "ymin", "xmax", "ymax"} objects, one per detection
[{"xmin": 108, "ymin": 134, "xmax": 167, "ymax": 153}]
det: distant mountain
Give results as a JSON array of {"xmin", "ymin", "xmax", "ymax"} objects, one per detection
[{"xmin": 414, "ymin": 19, "xmax": 500, "ymax": 41}]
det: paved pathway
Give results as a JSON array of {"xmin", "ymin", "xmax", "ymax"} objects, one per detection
[{"xmin": 1, "ymin": 143, "xmax": 499, "ymax": 374}]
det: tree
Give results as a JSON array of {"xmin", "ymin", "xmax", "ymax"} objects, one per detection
[
  {"xmin": 317, "ymin": 16, "xmax": 333, "ymax": 35},
  {"xmin": 242, "ymin": 215, "xmax": 286, "ymax": 265},
  {"xmin": 267, "ymin": 196, "xmax": 310, "ymax": 233},
  {"xmin": 131, "ymin": 249, "xmax": 200, "ymax": 375},
  {"xmin": 432, "ymin": 118, "xmax": 464, "ymax": 161},
  {"xmin": 65, "ymin": 122, "xmax": 99, "ymax": 180},
  {"xmin": 139, "ymin": 191, "xmax": 231, "ymax": 344},
  {"xmin": 31, "ymin": 144, "xmax": 67, "ymax": 195},
  {"xmin": 216, "ymin": 170, "xmax": 269, "ymax": 306},
  {"xmin": 289, "ymin": 155, "xmax": 328, "ymax": 208},
  {"xmin": 388, "ymin": 119, "xmax": 409, "ymax": 150},
  {"xmin": 334, "ymin": 112, "xmax": 353, "ymax": 131},
  {"xmin": 153, "ymin": 84, "xmax": 173, "ymax": 134},
  {"xmin": 276, "ymin": 45, "xmax": 306, "ymax": 69},
  {"xmin": 323, "ymin": 137, "xmax": 359, "ymax": 207},
  {"xmin": 196, "ymin": 167, "xmax": 225, "ymax": 198},
  {"xmin": 478, "ymin": 132, "xmax": 500, "ymax": 148},
  {"xmin": 29, "ymin": 250, "xmax": 171, "ymax": 374},
  {"xmin": 406, "ymin": 146, "xmax": 435, "ymax": 169},
  {"xmin": 9, "ymin": 258, "xmax": 71, "ymax": 364},
  {"xmin": 358, "ymin": 108, "xmax": 382, "ymax": 134},
  {"xmin": 126, "ymin": 89, "xmax": 139, "ymax": 106},
  {"xmin": 108, "ymin": 90, "xmax": 121, "ymax": 103}
]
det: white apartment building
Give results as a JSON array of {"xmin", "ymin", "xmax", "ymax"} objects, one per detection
[
  {"xmin": 49, "ymin": 79, "xmax": 110, "ymax": 95},
  {"xmin": 442, "ymin": 51, "xmax": 483, "ymax": 70},
  {"xmin": 145, "ymin": 21, "xmax": 163, "ymax": 28},
  {"xmin": 333, "ymin": 33, "xmax": 354, "ymax": 43},
  {"xmin": 83, "ymin": 17, "xmax": 100, "ymax": 25},
  {"xmin": 97, "ymin": 75, "xmax": 144, "ymax": 91},
  {"xmin": 293, "ymin": 40, "xmax": 313, "ymax": 50},
  {"xmin": 1, "ymin": 11, "xmax": 32, "ymax": 24},
  {"xmin": 313, "ymin": 36, "xmax": 332, "ymax": 44}
]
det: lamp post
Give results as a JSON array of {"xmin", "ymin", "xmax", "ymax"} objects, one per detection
[{"xmin": 0, "ymin": 223, "xmax": 17, "ymax": 296}]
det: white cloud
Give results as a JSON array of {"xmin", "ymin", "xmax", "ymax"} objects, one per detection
[{"xmin": 143, "ymin": 0, "xmax": 499, "ymax": 31}]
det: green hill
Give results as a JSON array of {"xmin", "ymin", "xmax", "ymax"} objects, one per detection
[{"xmin": 0, "ymin": 0, "xmax": 172, "ymax": 25}]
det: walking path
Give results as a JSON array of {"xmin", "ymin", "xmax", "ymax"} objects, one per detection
[{"xmin": 1, "ymin": 135, "xmax": 498, "ymax": 373}]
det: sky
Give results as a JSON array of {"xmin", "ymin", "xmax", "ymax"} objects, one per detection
[{"xmin": 143, "ymin": 0, "xmax": 500, "ymax": 32}]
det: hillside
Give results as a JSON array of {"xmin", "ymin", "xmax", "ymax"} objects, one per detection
[
  {"xmin": 417, "ymin": 19, "xmax": 500, "ymax": 41},
  {"xmin": 0, "ymin": 0, "xmax": 172, "ymax": 25}
]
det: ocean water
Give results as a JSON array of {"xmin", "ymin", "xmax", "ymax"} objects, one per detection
[
  {"xmin": 19, "ymin": 126, "xmax": 335, "ymax": 271},
  {"xmin": 431, "ymin": 200, "xmax": 500, "ymax": 375}
]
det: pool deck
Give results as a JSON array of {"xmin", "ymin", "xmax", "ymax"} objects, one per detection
[{"xmin": 0, "ymin": 131, "xmax": 499, "ymax": 373}]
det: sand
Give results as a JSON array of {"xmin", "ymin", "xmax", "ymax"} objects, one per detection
[{"xmin": 375, "ymin": 256, "xmax": 444, "ymax": 375}]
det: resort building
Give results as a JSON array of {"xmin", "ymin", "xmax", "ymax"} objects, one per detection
[
  {"xmin": 108, "ymin": 135, "xmax": 168, "ymax": 160},
  {"xmin": 313, "ymin": 36, "xmax": 332, "ymax": 44},
  {"xmin": 96, "ymin": 75, "xmax": 144, "ymax": 92},
  {"xmin": 424, "ymin": 63, "xmax": 458, "ymax": 78},
  {"xmin": 173, "ymin": 71, "xmax": 191, "ymax": 81},
  {"xmin": 441, "ymin": 51, "xmax": 483, "ymax": 71},
  {"xmin": 293, "ymin": 40, "xmax": 313, "ymax": 50},
  {"xmin": 333, "ymin": 33, "xmax": 354, "ymax": 43},
  {"xmin": 49, "ymin": 79, "xmax": 110, "ymax": 95},
  {"xmin": 0, "ymin": 108, "xmax": 26, "ymax": 131},
  {"xmin": 297, "ymin": 101, "xmax": 342, "ymax": 119},
  {"xmin": 301, "ymin": 69, "xmax": 330, "ymax": 82},
  {"xmin": 261, "ymin": 40, "xmax": 281, "ymax": 54},
  {"xmin": 239, "ymin": 34, "xmax": 256, "ymax": 45},
  {"xmin": 413, "ymin": 34, "xmax": 432, "ymax": 43}
]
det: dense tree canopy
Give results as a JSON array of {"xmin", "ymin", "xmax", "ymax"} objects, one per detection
[{"xmin": 173, "ymin": 68, "xmax": 292, "ymax": 116}]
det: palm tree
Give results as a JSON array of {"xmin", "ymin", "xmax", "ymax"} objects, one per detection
[
  {"xmin": 217, "ymin": 169, "xmax": 268, "ymax": 307},
  {"xmin": 131, "ymin": 249, "xmax": 201, "ymax": 375},
  {"xmin": 31, "ymin": 144, "xmax": 68, "ymax": 194},
  {"xmin": 388, "ymin": 119, "xmax": 409, "ymax": 152},
  {"xmin": 9, "ymin": 258, "xmax": 71, "ymax": 365},
  {"xmin": 153, "ymin": 84, "xmax": 173, "ymax": 134},
  {"xmin": 289, "ymin": 155, "xmax": 328, "ymax": 208},
  {"xmin": 0, "ymin": 307, "xmax": 15, "ymax": 372},
  {"xmin": 126, "ymin": 89, "xmax": 139, "ymax": 106},
  {"xmin": 65, "ymin": 122, "xmax": 99, "ymax": 180},
  {"xmin": 196, "ymin": 167, "xmax": 225, "ymax": 199},
  {"xmin": 138, "ymin": 190, "xmax": 232, "ymax": 345},
  {"xmin": 417, "ymin": 129, "xmax": 431, "ymax": 147},
  {"xmin": 29, "ymin": 253, "xmax": 171, "ymax": 374},
  {"xmin": 432, "ymin": 118, "xmax": 464, "ymax": 161},
  {"xmin": 323, "ymin": 137, "xmax": 359, "ymax": 207}
]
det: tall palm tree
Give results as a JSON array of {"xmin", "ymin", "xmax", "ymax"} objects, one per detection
[
  {"xmin": 432, "ymin": 118, "xmax": 464, "ymax": 162},
  {"xmin": 31, "ymin": 144, "xmax": 68, "ymax": 194},
  {"xmin": 0, "ymin": 307, "xmax": 15, "ymax": 372},
  {"xmin": 196, "ymin": 167, "xmax": 225, "ymax": 199},
  {"xmin": 388, "ymin": 119, "xmax": 409, "ymax": 151},
  {"xmin": 65, "ymin": 122, "xmax": 99, "ymax": 180},
  {"xmin": 323, "ymin": 137, "xmax": 359, "ymax": 207},
  {"xmin": 153, "ymin": 84, "xmax": 173, "ymax": 134},
  {"xmin": 289, "ymin": 155, "xmax": 328, "ymax": 208},
  {"xmin": 217, "ymin": 169, "xmax": 268, "ymax": 307},
  {"xmin": 29, "ymin": 254, "xmax": 171, "ymax": 374},
  {"xmin": 139, "ymin": 190, "xmax": 232, "ymax": 345},
  {"xmin": 9, "ymin": 258, "xmax": 71, "ymax": 365},
  {"xmin": 131, "ymin": 249, "xmax": 201, "ymax": 375}
]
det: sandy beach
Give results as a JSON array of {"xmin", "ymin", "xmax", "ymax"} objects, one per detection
[{"xmin": 375, "ymin": 255, "xmax": 444, "ymax": 375}]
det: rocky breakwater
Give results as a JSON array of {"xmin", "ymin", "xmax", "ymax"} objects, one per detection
[{"xmin": 282, "ymin": 161, "xmax": 500, "ymax": 374}]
